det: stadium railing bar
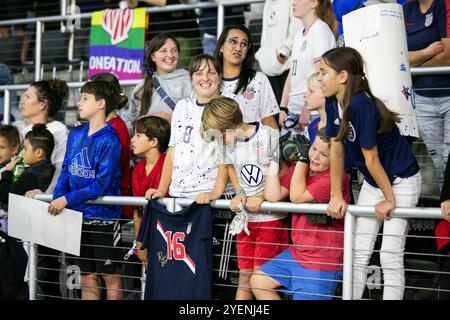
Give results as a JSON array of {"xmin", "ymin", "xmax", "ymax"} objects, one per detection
[{"xmin": 25, "ymin": 194, "xmax": 445, "ymax": 300}]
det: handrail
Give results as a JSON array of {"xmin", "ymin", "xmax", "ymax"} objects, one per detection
[
  {"xmin": 30, "ymin": 193, "xmax": 444, "ymax": 301},
  {"xmin": 34, "ymin": 194, "xmax": 443, "ymax": 220},
  {"xmin": 0, "ymin": 0, "xmax": 263, "ymax": 27}
]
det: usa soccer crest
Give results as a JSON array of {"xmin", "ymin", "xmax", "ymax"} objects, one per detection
[
  {"xmin": 424, "ymin": 13, "xmax": 433, "ymax": 27},
  {"xmin": 242, "ymin": 87, "xmax": 256, "ymax": 100},
  {"xmin": 348, "ymin": 122, "xmax": 356, "ymax": 142}
]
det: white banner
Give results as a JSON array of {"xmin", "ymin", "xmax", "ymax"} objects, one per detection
[
  {"xmin": 343, "ymin": 3, "xmax": 419, "ymax": 137},
  {"xmin": 8, "ymin": 194, "xmax": 82, "ymax": 256}
]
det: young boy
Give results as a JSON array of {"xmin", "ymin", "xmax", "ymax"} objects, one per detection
[
  {"xmin": 130, "ymin": 115, "xmax": 171, "ymax": 266},
  {"xmin": 0, "ymin": 124, "xmax": 24, "ymax": 232},
  {"xmin": 200, "ymin": 96, "xmax": 288, "ymax": 300},
  {"xmin": 252, "ymin": 128, "xmax": 350, "ymax": 300},
  {"xmin": 48, "ymin": 81, "xmax": 123, "ymax": 300}
]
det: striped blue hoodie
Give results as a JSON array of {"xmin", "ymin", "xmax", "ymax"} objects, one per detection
[{"xmin": 53, "ymin": 123, "xmax": 121, "ymax": 220}]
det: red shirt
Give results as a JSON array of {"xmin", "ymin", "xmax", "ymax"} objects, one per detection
[
  {"xmin": 109, "ymin": 115, "xmax": 132, "ymax": 218},
  {"xmin": 131, "ymin": 153, "xmax": 167, "ymax": 199},
  {"xmin": 280, "ymin": 168, "xmax": 350, "ymax": 271}
]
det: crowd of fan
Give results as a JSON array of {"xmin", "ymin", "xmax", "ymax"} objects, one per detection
[{"xmin": 0, "ymin": 0, "xmax": 449, "ymax": 301}]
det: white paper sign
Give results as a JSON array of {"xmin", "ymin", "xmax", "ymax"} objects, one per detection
[
  {"xmin": 343, "ymin": 3, "xmax": 419, "ymax": 137},
  {"xmin": 8, "ymin": 194, "xmax": 83, "ymax": 256}
]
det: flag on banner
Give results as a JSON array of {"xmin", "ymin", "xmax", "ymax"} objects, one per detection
[{"xmin": 88, "ymin": 7, "xmax": 147, "ymax": 80}]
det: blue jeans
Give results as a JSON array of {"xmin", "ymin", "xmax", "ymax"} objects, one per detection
[{"xmin": 413, "ymin": 93, "xmax": 450, "ymax": 186}]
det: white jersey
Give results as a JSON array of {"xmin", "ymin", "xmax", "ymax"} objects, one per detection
[
  {"xmin": 224, "ymin": 123, "xmax": 287, "ymax": 222},
  {"xmin": 221, "ymin": 71, "xmax": 280, "ymax": 123},
  {"xmin": 168, "ymin": 96, "xmax": 221, "ymax": 198},
  {"xmin": 289, "ymin": 19, "xmax": 336, "ymax": 114}
]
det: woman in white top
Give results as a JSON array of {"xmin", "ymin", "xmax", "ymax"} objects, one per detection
[
  {"xmin": 215, "ymin": 25, "xmax": 280, "ymax": 129},
  {"xmin": 16, "ymin": 79, "xmax": 69, "ymax": 195},
  {"xmin": 279, "ymin": 0, "xmax": 337, "ymax": 129}
]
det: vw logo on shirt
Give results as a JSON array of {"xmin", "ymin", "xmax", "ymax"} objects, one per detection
[{"xmin": 240, "ymin": 164, "xmax": 263, "ymax": 187}]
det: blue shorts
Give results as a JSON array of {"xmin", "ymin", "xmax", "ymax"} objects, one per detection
[{"xmin": 259, "ymin": 249, "xmax": 343, "ymax": 300}]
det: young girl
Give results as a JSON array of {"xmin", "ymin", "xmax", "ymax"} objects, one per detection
[
  {"xmin": 200, "ymin": 96, "xmax": 288, "ymax": 300},
  {"xmin": 215, "ymin": 25, "xmax": 279, "ymax": 129},
  {"xmin": 121, "ymin": 33, "xmax": 193, "ymax": 132},
  {"xmin": 319, "ymin": 47, "xmax": 421, "ymax": 300},
  {"xmin": 146, "ymin": 54, "xmax": 229, "ymax": 202},
  {"xmin": 91, "ymin": 72, "xmax": 132, "ymax": 220},
  {"xmin": 130, "ymin": 115, "xmax": 171, "ymax": 266},
  {"xmin": 304, "ymin": 72, "xmax": 327, "ymax": 143},
  {"xmin": 145, "ymin": 56, "xmax": 234, "ymax": 298},
  {"xmin": 253, "ymin": 129, "xmax": 350, "ymax": 300},
  {"xmin": 279, "ymin": 0, "xmax": 336, "ymax": 130}
]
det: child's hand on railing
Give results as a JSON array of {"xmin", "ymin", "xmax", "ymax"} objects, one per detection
[
  {"xmin": 441, "ymin": 200, "xmax": 450, "ymax": 221},
  {"xmin": 145, "ymin": 188, "xmax": 163, "ymax": 200}
]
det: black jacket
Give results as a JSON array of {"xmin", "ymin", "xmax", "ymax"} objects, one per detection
[{"xmin": 0, "ymin": 159, "xmax": 55, "ymax": 208}]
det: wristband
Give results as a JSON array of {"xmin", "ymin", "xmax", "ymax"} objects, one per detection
[
  {"xmin": 280, "ymin": 107, "xmax": 289, "ymax": 113},
  {"xmin": 235, "ymin": 188, "xmax": 246, "ymax": 196}
]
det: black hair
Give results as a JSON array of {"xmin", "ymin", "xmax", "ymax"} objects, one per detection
[
  {"xmin": 24, "ymin": 124, "xmax": 55, "ymax": 159},
  {"xmin": 91, "ymin": 73, "xmax": 128, "ymax": 110},
  {"xmin": 30, "ymin": 79, "xmax": 69, "ymax": 119},
  {"xmin": 80, "ymin": 81, "xmax": 119, "ymax": 116},
  {"xmin": 214, "ymin": 25, "xmax": 256, "ymax": 95},
  {"xmin": 0, "ymin": 124, "xmax": 20, "ymax": 150},
  {"xmin": 134, "ymin": 115, "xmax": 171, "ymax": 153}
]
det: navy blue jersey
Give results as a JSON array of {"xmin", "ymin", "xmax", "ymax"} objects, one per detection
[
  {"xmin": 325, "ymin": 92, "xmax": 419, "ymax": 188},
  {"xmin": 138, "ymin": 201, "xmax": 213, "ymax": 300},
  {"xmin": 403, "ymin": 0, "xmax": 450, "ymax": 97},
  {"xmin": 53, "ymin": 123, "xmax": 122, "ymax": 220}
]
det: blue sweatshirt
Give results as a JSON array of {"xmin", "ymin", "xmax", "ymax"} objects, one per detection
[{"xmin": 53, "ymin": 123, "xmax": 122, "ymax": 220}]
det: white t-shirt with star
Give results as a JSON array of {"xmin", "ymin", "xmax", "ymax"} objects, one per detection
[
  {"xmin": 224, "ymin": 123, "xmax": 286, "ymax": 222},
  {"xmin": 289, "ymin": 19, "xmax": 336, "ymax": 114},
  {"xmin": 168, "ymin": 96, "xmax": 222, "ymax": 198},
  {"xmin": 221, "ymin": 71, "xmax": 280, "ymax": 123}
]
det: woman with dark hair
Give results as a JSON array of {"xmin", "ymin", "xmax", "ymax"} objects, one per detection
[
  {"xmin": 17, "ymin": 78, "xmax": 69, "ymax": 300},
  {"xmin": 121, "ymin": 33, "xmax": 192, "ymax": 133},
  {"xmin": 17, "ymin": 78, "xmax": 69, "ymax": 194},
  {"xmin": 91, "ymin": 72, "xmax": 132, "ymax": 220},
  {"xmin": 215, "ymin": 25, "xmax": 279, "ymax": 129},
  {"xmin": 320, "ymin": 47, "xmax": 421, "ymax": 300}
]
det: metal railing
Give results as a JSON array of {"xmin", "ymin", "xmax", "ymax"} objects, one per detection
[{"xmin": 27, "ymin": 194, "xmax": 445, "ymax": 300}]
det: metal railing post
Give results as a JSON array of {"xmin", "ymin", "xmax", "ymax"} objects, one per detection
[
  {"xmin": 342, "ymin": 210, "xmax": 355, "ymax": 300},
  {"xmin": 217, "ymin": 2, "xmax": 225, "ymax": 39},
  {"xmin": 29, "ymin": 242, "xmax": 38, "ymax": 300},
  {"xmin": 35, "ymin": 21, "xmax": 43, "ymax": 81},
  {"xmin": 3, "ymin": 89, "xmax": 10, "ymax": 125}
]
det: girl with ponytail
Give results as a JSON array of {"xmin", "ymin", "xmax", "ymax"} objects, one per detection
[
  {"xmin": 121, "ymin": 33, "xmax": 192, "ymax": 133},
  {"xmin": 319, "ymin": 47, "xmax": 421, "ymax": 300}
]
